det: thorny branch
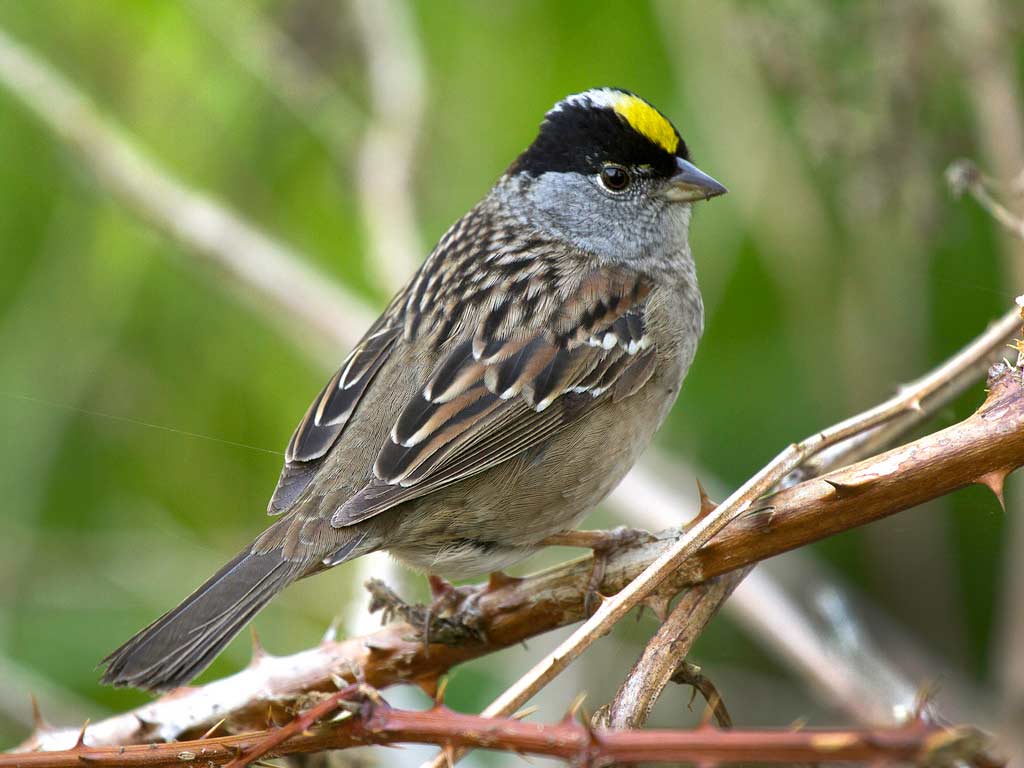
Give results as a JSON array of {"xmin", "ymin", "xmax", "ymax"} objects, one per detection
[
  {"xmin": 605, "ymin": 302, "xmax": 1018, "ymax": 731},
  {"xmin": 433, "ymin": 307, "xmax": 1022, "ymax": 766},
  {"xmin": 602, "ymin": 573, "xmax": 744, "ymax": 730},
  {"xmin": 18, "ymin": 358, "xmax": 1024, "ymax": 754},
  {"xmin": 2, "ymin": 686, "xmax": 1003, "ymax": 768}
]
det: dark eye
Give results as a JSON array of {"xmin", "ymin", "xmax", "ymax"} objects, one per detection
[{"xmin": 599, "ymin": 164, "xmax": 631, "ymax": 192}]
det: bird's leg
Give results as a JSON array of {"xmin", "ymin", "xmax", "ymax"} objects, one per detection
[
  {"xmin": 541, "ymin": 526, "xmax": 655, "ymax": 616},
  {"xmin": 426, "ymin": 574, "xmax": 478, "ymax": 614},
  {"xmin": 364, "ymin": 577, "xmax": 486, "ymax": 647},
  {"xmin": 418, "ymin": 574, "xmax": 515, "ymax": 647},
  {"xmin": 423, "ymin": 572, "xmax": 524, "ymax": 641}
]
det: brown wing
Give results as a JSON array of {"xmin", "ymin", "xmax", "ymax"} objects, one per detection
[
  {"xmin": 330, "ymin": 269, "xmax": 655, "ymax": 527},
  {"xmin": 267, "ymin": 320, "xmax": 400, "ymax": 514}
]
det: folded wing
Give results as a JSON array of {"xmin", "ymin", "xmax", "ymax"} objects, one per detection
[
  {"xmin": 267, "ymin": 320, "xmax": 400, "ymax": 514},
  {"xmin": 331, "ymin": 268, "xmax": 656, "ymax": 526}
]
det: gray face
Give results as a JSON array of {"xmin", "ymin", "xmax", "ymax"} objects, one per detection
[{"xmin": 495, "ymin": 169, "xmax": 693, "ymax": 270}]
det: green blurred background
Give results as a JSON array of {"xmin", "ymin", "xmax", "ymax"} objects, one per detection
[{"xmin": 0, "ymin": 0, "xmax": 1022, "ymax": 761}]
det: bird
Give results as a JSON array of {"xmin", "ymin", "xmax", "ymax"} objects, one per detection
[{"xmin": 101, "ymin": 87, "xmax": 726, "ymax": 691}]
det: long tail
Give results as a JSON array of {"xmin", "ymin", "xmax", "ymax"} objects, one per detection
[
  {"xmin": 101, "ymin": 528, "xmax": 366, "ymax": 691},
  {"xmin": 100, "ymin": 548, "xmax": 300, "ymax": 691}
]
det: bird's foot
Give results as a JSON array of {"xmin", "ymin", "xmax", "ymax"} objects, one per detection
[
  {"xmin": 420, "ymin": 572, "xmax": 525, "ymax": 645},
  {"xmin": 541, "ymin": 526, "xmax": 656, "ymax": 616},
  {"xmin": 427, "ymin": 574, "xmax": 480, "ymax": 615},
  {"xmin": 364, "ymin": 577, "xmax": 486, "ymax": 647},
  {"xmin": 421, "ymin": 573, "xmax": 512, "ymax": 646}
]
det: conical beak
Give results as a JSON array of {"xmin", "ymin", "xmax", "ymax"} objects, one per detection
[{"xmin": 664, "ymin": 157, "xmax": 727, "ymax": 202}]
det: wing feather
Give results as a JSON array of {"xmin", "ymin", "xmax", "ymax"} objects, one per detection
[
  {"xmin": 267, "ymin": 322, "xmax": 400, "ymax": 514},
  {"xmin": 330, "ymin": 268, "xmax": 655, "ymax": 528}
]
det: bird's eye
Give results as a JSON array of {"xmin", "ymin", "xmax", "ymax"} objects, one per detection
[{"xmin": 599, "ymin": 164, "xmax": 631, "ymax": 192}]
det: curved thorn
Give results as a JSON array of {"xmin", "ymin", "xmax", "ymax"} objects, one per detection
[
  {"xmin": 977, "ymin": 469, "xmax": 1009, "ymax": 511},
  {"xmin": 72, "ymin": 719, "xmax": 90, "ymax": 750}
]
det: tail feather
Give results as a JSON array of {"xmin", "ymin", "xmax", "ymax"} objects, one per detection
[{"xmin": 101, "ymin": 548, "xmax": 302, "ymax": 691}]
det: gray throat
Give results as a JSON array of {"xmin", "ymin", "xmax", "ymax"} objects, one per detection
[{"xmin": 491, "ymin": 172, "xmax": 696, "ymax": 275}]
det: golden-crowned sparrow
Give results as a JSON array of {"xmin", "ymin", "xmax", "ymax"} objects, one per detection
[{"xmin": 101, "ymin": 87, "xmax": 726, "ymax": 690}]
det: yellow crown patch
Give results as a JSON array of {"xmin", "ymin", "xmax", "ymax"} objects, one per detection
[{"xmin": 612, "ymin": 95, "xmax": 679, "ymax": 155}]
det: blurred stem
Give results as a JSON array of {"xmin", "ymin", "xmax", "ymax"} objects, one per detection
[
  {"xmin": 191, "ymin": 0, "xmax": 429, "ymax": 295},
  {"xmin": 0, "ymin": 206, "xmax": 139, "ymax": 731},
  {"xmin": 941, "ymin": 0, "xmax": 1024, "ymax": 754},
  {"xmin": 851, "ymin": 4, "xmax": 961, "ymax": 662},
  {"xmin": 0, "ymin": 25, "xmax": 375, "ymax": 363},
  {"xmin": 185, "ymin": 0, "xmax": 364, "ymax": 162},
  {"xmin": 654, "ymin": 0, "xmax": 839, "ymax": 408},
  {"xmin": 351, "ymin": 0, "xmax": 426, "ymax": 292}
]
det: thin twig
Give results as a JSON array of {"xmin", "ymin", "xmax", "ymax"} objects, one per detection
[
  {"xmin": 671, "ymin": 661, "xmax": 734, "ymax": 729},
  {"xmin": 947, "ymin": 159, "xmax": 1024, "ymax": 240},
  {"xmin": 603, "ymin": 573, "xmax": 744, "ymax": 729},
  {"xmin": 938, "ymin": 0, "xmax": 1024, "ymax": 279}
]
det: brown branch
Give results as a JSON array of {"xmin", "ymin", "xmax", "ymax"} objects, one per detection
[
  {"xmin": 351, "ymin": 0, "xmax": 426, "ymax": 292},
  {"xmin": 600, "ymin": 277, "xmax": 1020, "ymax": 732},
  {"xmin": 3, "ymin": 688, "xmax": 1003, "ymax": 768},
  {"xmin": 602, "ymin": 572, "xmax": 744, "ymax": 730},
  {"xmin": 18, "ymin": 360, "xmax": 1024, "ymax": 752}
]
